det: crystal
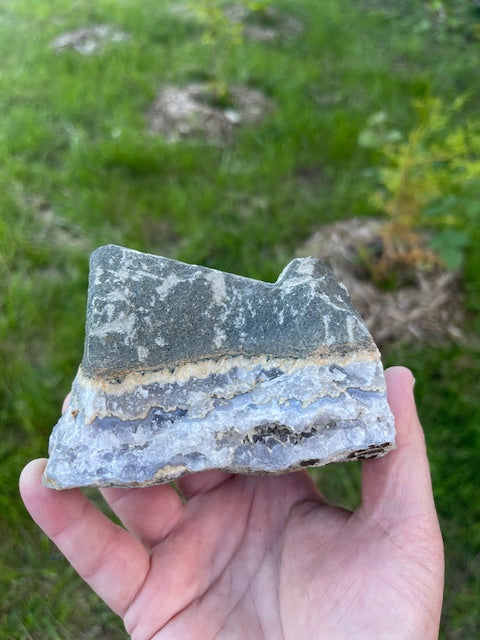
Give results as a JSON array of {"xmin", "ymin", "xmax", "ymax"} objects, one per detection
[{"xmin": 43, "ymin": 245, "xmax": 395, "ymax": 488}]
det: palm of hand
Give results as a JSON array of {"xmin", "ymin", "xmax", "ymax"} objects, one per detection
[
  {"xmin": 20, "ymin": 368, "xmax": 444, "ymax": 639},
  {"xmin": 123, "ymin": 471, "xmax": 440, "ymax": 639}
]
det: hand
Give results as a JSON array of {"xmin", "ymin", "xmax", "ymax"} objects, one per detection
[{"xmin": 20, "ymin": 367, "xmax": 444, "ymax": 639}]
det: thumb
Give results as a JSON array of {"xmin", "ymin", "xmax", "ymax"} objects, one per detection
[{"xmin": 360, "ymin": 366, "xmax": 438, "ymax": 525}]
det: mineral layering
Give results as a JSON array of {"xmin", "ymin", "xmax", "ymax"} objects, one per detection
[{"xmin": 43, "ymin": 245, "xmax": 395, "ymax": 489}]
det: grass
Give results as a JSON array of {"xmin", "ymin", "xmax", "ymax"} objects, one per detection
[{"xmin": 1, "ymin": 0, "xmax": 479, "ymax": 637}]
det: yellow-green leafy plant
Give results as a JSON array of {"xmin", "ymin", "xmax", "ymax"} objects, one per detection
[
  {"xmin": 188, "ymin": 0, "xmax": 274, "ymax": 104},
  {"xmin": 188, "ymin": 0, "xmax": 244, "ymax": 104},
  {"xmin": 359, "ymin": 95, "xmax": 480, "ymax": 282},
  {"xmin": 242, "ymin": 0, "xmax": 273, "ymax": 13}
]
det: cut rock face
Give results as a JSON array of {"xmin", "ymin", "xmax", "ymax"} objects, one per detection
[{"xmin": 43, "ymin": 245, "xmax": 395, "ymax": 489}]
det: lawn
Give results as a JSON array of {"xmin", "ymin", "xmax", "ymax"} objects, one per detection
[{"xmin": 1, "ymin": 0, "xmax": 479, "ymax": 638}]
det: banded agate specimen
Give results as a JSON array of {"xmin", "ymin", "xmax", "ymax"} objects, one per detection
[{"xmin": 43, "ymin": 245, "xmax": 395, "ymax": 489}]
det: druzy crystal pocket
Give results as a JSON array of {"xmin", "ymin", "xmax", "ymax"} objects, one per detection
[{"xmin": 43, "ymin": 245, "xmax": 395, "ymax": 489}]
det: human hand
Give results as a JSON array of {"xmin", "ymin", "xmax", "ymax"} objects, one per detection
[{"xmin": 20, "ymin": 366, "xmax": 444, "ymax": 639}]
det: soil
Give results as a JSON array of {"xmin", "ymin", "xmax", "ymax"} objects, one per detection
[
  {"xmin": 224, "ymin": 5, "xmax": 303, "ymax": 42},
  {"xmin": 51, "ymin": 25, "xmax": 129, "ymax": 55},
  {"xmin": 299, "ymin": 218, "xmax": 466, "ymax": 348},
  {"xmin": 148, "ymin": 83, "xmax": 272, "ymax": 143}
]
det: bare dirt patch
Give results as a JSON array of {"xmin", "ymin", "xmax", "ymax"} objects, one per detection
[
  {"xmin": 28, "ymin": 196, "xmax": 91, "ymax": 257},
  {"xmin": 300, "ymin": 218, "xmax": 465, "ymax": 347},
  {"xmin": 224, "ymin": 4, "xmax": 303, "ymax": 42},
  {"xmin": 148, "ymin": 83, "xmax": 272, "ymax": 143},
  {"xmin": 51, "ymin": 25, "xmax": 129, "ymax": 55}
]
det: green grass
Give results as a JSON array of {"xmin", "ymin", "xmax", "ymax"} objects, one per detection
[{"xmin": 1, "ymin": 0, "xmax": 480, "ymax": 637}]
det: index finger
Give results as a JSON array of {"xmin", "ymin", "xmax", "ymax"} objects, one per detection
[{"xmin": 19, "ymin": 458, "xmax": 151, "ymax": 617}]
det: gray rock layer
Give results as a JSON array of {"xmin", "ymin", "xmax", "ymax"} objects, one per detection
[{"xmin": 43, "ymin": 245, "xmax": 395, "ymax": 489}]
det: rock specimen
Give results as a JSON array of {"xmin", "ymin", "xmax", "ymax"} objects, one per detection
[{"xmin": 43, "ymin": 245, "xmax": 395, "ymax": 489}]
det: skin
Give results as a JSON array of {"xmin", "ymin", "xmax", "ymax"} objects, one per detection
[{"xmin": 20, "ymin": 366, "xmax": 444, "ymax": 639}]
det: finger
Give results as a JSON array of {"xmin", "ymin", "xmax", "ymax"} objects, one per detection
[
  {"xmin": 19, "ymin": 459, "xmax": 150, "ymax": 617},
  {"xmin": 176, "ymin": 469, "xmax": 233, "ymax": 500},
  {"xmin": 360, "ymin": 366, "xmax": 437, "ymax": 523},
  {"xmin": 62, "ymin": 392, "xmax": 71, "ymax": 414},
  {"xmin": 100, "ymin": 484, "xmax": 184, "ymax": 548}
]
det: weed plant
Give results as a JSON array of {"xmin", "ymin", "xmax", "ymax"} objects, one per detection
[
  {"xmin": 358, "ymin": 95, "xmax": 480, "ymax": 281},
  {"xmin": 1, "ymin": 0, "xmax": 479, "ymax": 638}
]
